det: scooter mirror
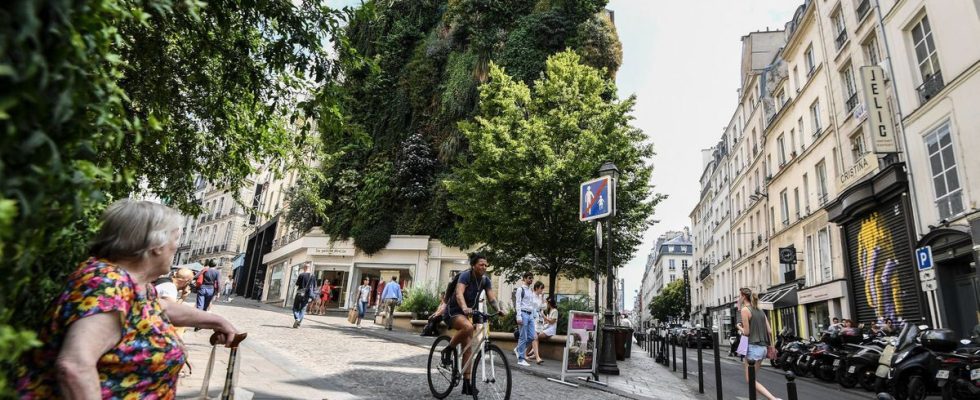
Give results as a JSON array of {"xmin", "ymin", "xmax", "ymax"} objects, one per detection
[
  {"xmin": 876, "ymin": 393, "xmax": 896, "ymax": 400},
  {"xmin": 918, "ymin": 324, "xmax": 929, "ymax": 330},
  {"xmin": 961, "ymin": 339, "xmax": 972, "ymax": 345}
]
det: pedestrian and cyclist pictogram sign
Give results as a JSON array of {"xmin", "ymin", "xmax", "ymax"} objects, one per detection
[{"xmin": 580, "ymin": 176, "xmax": 615, "ymax": 221}]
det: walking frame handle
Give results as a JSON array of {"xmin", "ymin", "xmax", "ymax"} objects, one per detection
[{"xmin": 210, "ymin": 332, "xmax": 248, "ymax": 348}]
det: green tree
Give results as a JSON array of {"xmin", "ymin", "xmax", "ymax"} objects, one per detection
[
  {"xmin": 300, "ymin": 0, "xmax": 621, "ymax": 251},
  {"xmin": 445, "ymin": 51, "xmax": 662, "ymax": 300},
  {"xmin": 648, "ymin": 279, "xmax": 686, "ymax": 322},
  {"xmin": 0, "ymin": 1, "xmax": 354, "ymax": 391}
]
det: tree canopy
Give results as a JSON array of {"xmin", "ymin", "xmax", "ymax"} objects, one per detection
[
  {"xmin": 445, "ymin": 51, "xmax": 661, "ymax": 299},
  {"xmin": 293, "ymin": 0, "xmax": 624, "ymax": 252},
  {"xmin": 648, "ymin": 279, "xmax": 687, "ymax": 322},
  {"xmin": 0, "ymin": 0, "xmax": 353, "ymax": 391}
]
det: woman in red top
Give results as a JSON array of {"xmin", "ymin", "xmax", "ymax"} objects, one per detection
[{"xmin": 317, "ymin": 280, "xmax": 332, "ymax": 315}]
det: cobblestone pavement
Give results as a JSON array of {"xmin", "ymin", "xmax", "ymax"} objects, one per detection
[{"xmin": 176, "ymin": 299, "xmax": 630, "ymax": 400}]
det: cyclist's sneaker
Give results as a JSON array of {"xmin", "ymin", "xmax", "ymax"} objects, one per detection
[
  {"xmin": 440, "ymin": 348, "xmax": 453, "ymax": 368},
  {"xmin": 461, "ymin": 380, "xmax": 470, "ymax": 395},
  {"xmin": 517, "ymin": 359, "xmax": 531, "ymax": 367},
  {"xmin": 467, "ymin": 380, "xmax": 479, "ymax": 396}
]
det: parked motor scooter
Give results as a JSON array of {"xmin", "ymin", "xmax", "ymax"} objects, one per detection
[
  {"xmin": 838, "ymin": 334, "xmax": 889, "ymax": 391},
  {"xmin": 771, "ymin": 326, "xmax": 800, "ymax": 369},
  {"xmin": 877, "ymin": 323, "xmax": 950, "ymax": 400},
  {"xmin": 935, "ymin": 338, "xmax": 980, "ymax": 400}
]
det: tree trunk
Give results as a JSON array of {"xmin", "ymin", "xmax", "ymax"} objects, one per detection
[{"xmin": 547, "ymin": 271, "xmax": 558, "ymax": 303}]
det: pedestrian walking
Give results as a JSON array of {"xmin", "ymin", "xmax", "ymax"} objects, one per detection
[
  {"xmin": 514, "ymin": 272, "xmax": 536, "ymax": 367},
  {"xmin": 194, "ymin": 261, "xmax": 221, "ymax": 312},
  {"xmin": 355, "ymin": 277, "xmax": 372, "ymax": 327},
  {"xmin": 380, "ymin": 276, "xmax": 403, "ymax": 331},
  {"xmin": 527, "ymin": 290, "xmax": 556, "ymax": 365},
  {"xmin": 15, "ymin": 200, "xmax": 239, "ymax": 399},
  {"xmin": 222, "ymin": 276, "xmax": 233, "ymax": 299},
  {"xmin": 738, "ymin": 287, "xmax": 782, "ymax": 400},
  {"xmin": 292, "ymin": 262, "xmax": 316, "ymax": 328}
]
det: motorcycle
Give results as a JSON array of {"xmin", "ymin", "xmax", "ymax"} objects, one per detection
[
  {"xmin": 935, "ymin": 339, "xmax": 980, "ymax": 400},
  {"xmin": 876, "ymin": 323, "xmax": 951, "ymax": 400},
  {"xmin": 793, "ymin": 338, "xmax": 816, "ymax": 377},
  {"xmin": 838, "ymin": 335, "xmax": 888, "ymax": 391},
  {"xmin": 770, "ymin": 327, "xmax": 800, "ymax": 369}
]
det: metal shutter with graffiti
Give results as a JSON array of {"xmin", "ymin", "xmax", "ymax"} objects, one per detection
[{"xmin": 843, "ymin": 197, "xmax": 923, "ymax": 326}]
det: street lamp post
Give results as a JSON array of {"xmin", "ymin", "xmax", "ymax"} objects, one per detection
[{"xmin": 597, "ymin": 162, "xmax": 620, "ymax": 375}]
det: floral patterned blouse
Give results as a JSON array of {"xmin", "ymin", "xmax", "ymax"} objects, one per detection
[{"xmin": 16, "ymin": 258, "xmax": 186, "ymax": 399}]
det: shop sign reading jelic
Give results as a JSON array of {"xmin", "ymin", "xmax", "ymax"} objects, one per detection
[{"xmin": 860, "ymin": 66, "xmax": 897, "ymax": 153}]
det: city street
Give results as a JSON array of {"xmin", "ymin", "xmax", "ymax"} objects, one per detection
[
  {"xmin": 640, "ymin": 339, "xmax": 955, "ymax": 400},
  {"xmin": 176, "ymin": 299, "xmax": 632, "ymax": 400}
]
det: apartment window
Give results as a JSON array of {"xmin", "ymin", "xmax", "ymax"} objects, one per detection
[
  {"xmin": 833, "ymin": 8, "xmax": 848, "ymax": 50},
  {"xmin": 856, "ymin": 0, "xmax": 871, "ymax": 20},
  {"xmin": 804, "ymin": 45, "xmax": 816, "ymax": 76},
  {"xmin": 769, "ymin": 207, "xmax": 776, "ymax": 235},
  {"xmin": 669, "ymin": 259, "xmax": 676, "ymax": 270},
  {"xmin": 780, "ymin": 190, "xmax": 790, "ymax": 227},
  {"xmin": 841, "ymin": 64, "xmax": 858, "ymax": 111},
  {"xmin": 810, "ymin": 100, "xmax": 822, "ymax": 136},
  {"xmin": 670, "ymin": 275, "xmax": 676, "ymax": 282},
  {"xmin": 224, "ymin": 222, "xmax": 233, "ymax": 246},
  {"xmin": 818, "ymin": 227, "xmax": 833, "ymax": 281},
  {"xmin": 793, "ymin": 188, "xmax": 801, "ymax": 220},
  {"xmin": 777, "ymin": 134, "xmax": 787, "ymax": 166},
  {"xmin": 669, "ymin": 245, "xmax": 675, "ymax": 252},
  {"xmin": 777, "ymin": 88, "xmax": 787, "ymax": 109},
  {"xmin": 789, "ymin": 128, "xmax": 797, "ymax": 157},
  {"xmin": 793, "ymin": 66, "xmax": 800, "ymax": 92},
  {"xmin": 911, "ymin": 15, "xmax": 941, "ymax": 81},
  {"xmin": 797, "ymin": 118, "xmax": 806, "ymax": 151},
  {"xmin": 805, "ymin": 235, "xmax": 816, "ymax": 286},
  {"xmin": 864, "ymin": 34, "xmax": 881, "ymax": 66},
  {"xmin": 682, "ymin": 260, "xmax": 688, "ymax": 268},
  {"xmin": 816, "ymin": 160, "xmax": 829, "ymax": 205},
  {"xmin": 911, "ymin": 15, "xmax": 943, "ymax": 103},
  {"xmin": 925, "ymin": 123, "xmax": 964, "ymax": 219},
  {"xmin": 803, "ymin": 173, "xmax": 811, "ymax": 214},
  {"xmin": 851, "ymin": 131, "xmax": 867, "ymax": 162}
]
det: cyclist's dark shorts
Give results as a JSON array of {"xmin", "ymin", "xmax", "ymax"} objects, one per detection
[{"xmin": 444, "ymin": 309, "xmax": 485, "ymax": 326}]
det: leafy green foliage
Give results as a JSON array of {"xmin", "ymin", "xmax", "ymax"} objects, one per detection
[
  {"xmin": 305, "ymin": 0, "xmax": 622, "ymax": 252},
  {"xmin": 557, "ymin": 294, "xmax": 594, "ymax": 335},
  {"xmin": 0, "ymin": 0, "xmax": 354, "ymax": 393},
  {"xmin": 445, "ymin": 51, "xmax": 663, "ymax": 300},
  {"xmin": 490, "ymin": 308, "xmax": 519, "ymax": 334},
  {"xmin": 396, "ymin": 282, "xmax": 442, "ymax": 316},
  {"xmin": 647, "ymin": 279, "xmax": 686, "ymax": 322}
]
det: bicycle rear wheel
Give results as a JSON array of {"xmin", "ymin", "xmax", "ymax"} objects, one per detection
[
  {"xmin": 427, "ymin": 335, "xmax": 457, "ymax": 399},
  {"xmin": 470, "ymin": 343, "xmax": 511, "ymax": 400}
]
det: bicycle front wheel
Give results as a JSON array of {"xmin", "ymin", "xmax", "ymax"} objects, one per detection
[
  {"xmin": 470, "ymin": 343, "xmax": 511, "ymax": 400},
  {"xmin": 427, "ymin": 335, "xmax": 457, "ymax": 399}
]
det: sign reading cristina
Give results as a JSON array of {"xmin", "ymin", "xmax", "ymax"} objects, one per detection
[{"xmin": 860, "ymin": 66, "xmax": 897, "ymax": 153}]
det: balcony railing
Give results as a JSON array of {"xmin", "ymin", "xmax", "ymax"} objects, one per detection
[
  {"xmin": 835, "ymin": 30, "xmax": 848, "ymax": 50},
  {"xmin": 856, "ymin": 0, "xmax": 871, "ymax": 20},
  {"xmin": 845, "ymin": 92, "xmax": 858, "ymax": 112},
  {"xmin": 784, "ymin": 270, "xmax": 797, "ymax": 283},
  {"xmin": 699, "ymin": 265, "xmax": 711, "ymax": 281},
  {"xmin": 917, "ymin": 71, "xmax": 945, "ymax": 105}
]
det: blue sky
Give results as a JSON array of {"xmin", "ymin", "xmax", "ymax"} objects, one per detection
[{"xmin": 326, "ymin": 0, "xmax": 799, "ymax": 311}]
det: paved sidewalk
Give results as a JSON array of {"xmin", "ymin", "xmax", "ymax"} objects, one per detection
[
  {"xmin": 177, "ymin": 319, "xmax": 356, "ymax": 400},
  {"xmin": 178, "ymin": 300, "xmax": 703, "ymax": 400}
]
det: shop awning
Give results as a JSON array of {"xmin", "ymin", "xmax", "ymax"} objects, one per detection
[{"xmin": 759, "ymin": 286, "xmax": 798, "ymax": 310}]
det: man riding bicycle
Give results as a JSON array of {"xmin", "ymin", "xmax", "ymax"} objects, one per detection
[{"xmin": 445, "ymin": 252, "xmax": 504, "ymax": 395}]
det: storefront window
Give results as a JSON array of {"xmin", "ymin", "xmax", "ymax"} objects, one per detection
[
  {"xmin": 267, "ymin": 263, "xmax": 285, "ymax": 301},
  {"xmin": 807, "ymin": 302, "xmax": 830, "ymax": 338}
]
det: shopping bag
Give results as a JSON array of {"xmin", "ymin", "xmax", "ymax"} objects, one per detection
[
  {"xmin": 347, "ymin": 307, "xmax": 358, "ymax": 324},
  {"xmin": 736, "ymin": 335, "xmax": 749, "ymax": 356}
]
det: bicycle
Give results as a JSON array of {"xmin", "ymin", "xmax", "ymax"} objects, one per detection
[{"xmin": 427, "ymin": 310, "xmax": 512, "ymax": 400}]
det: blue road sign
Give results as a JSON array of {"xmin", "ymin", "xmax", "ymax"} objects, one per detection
[
  {"xmin": 916, "ymin": 246, "xmax": 933, "ymax": 271},
  {"xmin": 580, "ymin": 176, "xmax": 614, "ymax": 222}
]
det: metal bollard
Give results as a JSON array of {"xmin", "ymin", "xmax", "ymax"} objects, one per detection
[
  {"xmin": 682, "ymin": 337, "xmax": 688, "ymax": 379},
  {"xmin": 785, "ymin": 371, "xmax": 799, "ymax": 400},
  {"xmin": 713, "ymin": 331, "xmax": 723, "ymax": 400},
  {"xmin": 672, "ymin": 335, "xmax": 677, "ymax": 372},
  {"xmin": 697, "ymin": 334, "xmax": 704, "ymax": 394},
  {"xmin": 748, "ymin": 359, "xmax": 757, "ymax": 400}
]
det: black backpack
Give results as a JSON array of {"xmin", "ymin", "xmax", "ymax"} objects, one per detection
[{"xmin": 443, "ymin": 268, "xmax": 474, "ymax": 304}]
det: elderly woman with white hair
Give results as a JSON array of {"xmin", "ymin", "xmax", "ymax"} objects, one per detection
[{"xmin": 16, "ymin": 199, "xmax": 239, "ymax": 399}]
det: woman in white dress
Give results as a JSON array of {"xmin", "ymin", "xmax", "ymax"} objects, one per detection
[{"xmin": 523, "ymin": 282, "xmax": 550, "ymax": 364}]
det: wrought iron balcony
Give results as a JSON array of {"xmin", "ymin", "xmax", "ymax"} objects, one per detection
[
  {"xmin": 845, "ymin": 92, "xmax": 858, "ymax": 112},
  {"xmin": 784, "ymin": 270, "xmax": 797, "ymax": 283},
  {"xmin": 917, "ymin": 71, "xmax": 945, "ymax": 105},
  {"xmin": 699, "ymin": 265, "xmax": 711, "ymax": 281},
  {"xmin": 835, "ymin": 30, "xmax": 848, "ymax": 50}
]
